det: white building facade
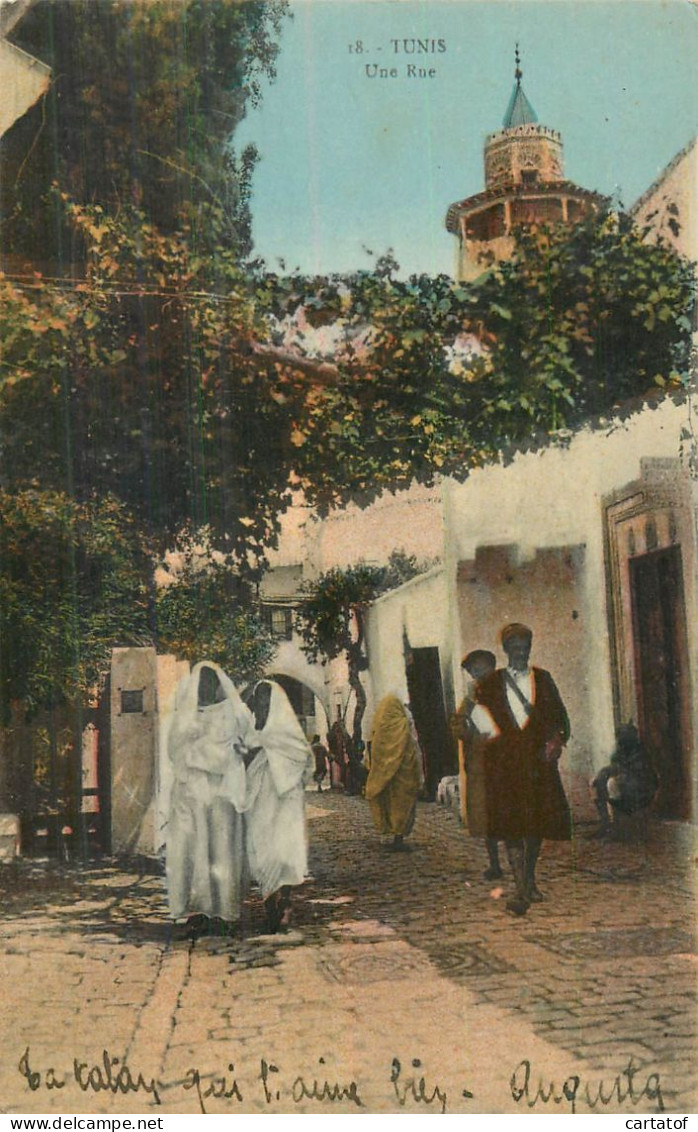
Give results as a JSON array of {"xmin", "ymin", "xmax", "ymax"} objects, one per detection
[{"xmin": 266, "ymin": 139, "xmax": 698, "ymax": 824}]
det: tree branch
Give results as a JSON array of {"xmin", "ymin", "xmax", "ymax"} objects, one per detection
[{"xmin": 250, "ymin": 340, "xmax": 340, "ymax": 384}]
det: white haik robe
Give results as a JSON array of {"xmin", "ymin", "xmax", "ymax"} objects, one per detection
[
  {"xmin": 245, "ymin": 681, "xmax": 314, "ymax": 898},
  {"xmin": 166, "ymin": 662, "xmax": 256, "ymax": 922}
]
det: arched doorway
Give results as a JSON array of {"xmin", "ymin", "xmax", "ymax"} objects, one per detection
[{"xmin": 269, "ymin": 674, "xmax": 329, "ymax": 740}]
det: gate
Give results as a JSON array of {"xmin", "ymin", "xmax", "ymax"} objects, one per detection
[{"xmin": 3, "ymin": 700, "xmax": 110, "ymax": 860}]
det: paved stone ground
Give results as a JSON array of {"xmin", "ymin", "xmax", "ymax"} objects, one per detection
[{"xmin": 0, "ymin": 792, "xmax": 695, "ymax": 1116}]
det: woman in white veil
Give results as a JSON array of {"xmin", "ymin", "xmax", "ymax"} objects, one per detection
[
  {"xmin": 166, "ymin": 661, "xmax": 257, "ymax": 935},
  {"xmin": 245, "ymin": 679, "xmax": 314, "ymax": 932}
]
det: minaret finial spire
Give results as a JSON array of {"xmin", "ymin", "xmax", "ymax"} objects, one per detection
[{"xmin": 502, "ymin": 43, "xmax": 537, "ymax": 128}]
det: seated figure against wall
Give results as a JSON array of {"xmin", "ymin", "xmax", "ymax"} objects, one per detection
[{"xmin": 591, "ymin": 722, "xmax": 658, "ymax": 838}]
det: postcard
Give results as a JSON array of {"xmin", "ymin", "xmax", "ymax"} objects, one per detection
[{"xmin": 0, "ymin": 0, "xmax": 696, "ymax": 1119}]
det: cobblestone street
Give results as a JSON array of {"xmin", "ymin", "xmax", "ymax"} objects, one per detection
[{"xmin": 0, "ymin": 792, "xmax": 695, "ymax": 1116}]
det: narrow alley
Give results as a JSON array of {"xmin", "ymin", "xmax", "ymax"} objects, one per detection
[{"xmin": 0, "ymin": 792, "xmax": 695, "ymax": 1115}]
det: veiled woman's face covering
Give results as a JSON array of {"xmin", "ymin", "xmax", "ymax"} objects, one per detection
[
  {"xmin": 252, "ymin": 682, "xmax": 272, "ymax": 730},
  {"xmin": 198, "ymin": 666, "xmax": 224, "ymax": 707}
]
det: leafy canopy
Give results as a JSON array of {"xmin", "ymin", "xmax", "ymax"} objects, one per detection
[
  {"xmin": 155, "ymin": 537, "xmax": 276, "ymax": 683},
  {"xmin": 0, "ymin": 0, "xmax": 293, "ymax": 718},
  {"xmin": 1, "ymin": 208, "xmax": 692, "ymax": 567},
  {"xmin": 0, "ymin": 200, "xmax": 297, "ymax": 563},
  {"xmin": 275, "ymin": 211, "xmax": 694, "ymax": 513},
  {"xmin": 296, "ymin": 551, "xmax": 430, "ymax": 661},
  {"xmin": 2, "ymin": 0, "xmax": 288, "ymax": 263},
  {"xmin": 0, "ymin": 489, "xmax": 151, "ymax": 718}
]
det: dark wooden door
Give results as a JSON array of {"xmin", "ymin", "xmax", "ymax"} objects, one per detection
[
  {"xmin": 405, "ymin": 647, "xmax": 455, "ymax": 800},
  {"xmin": 629, "ymin": 546, "xmax": 692, "ymax": 819}
]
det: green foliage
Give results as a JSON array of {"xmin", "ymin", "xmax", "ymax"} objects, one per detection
[
  {"xmin": 2, "ymin": 0, "xmax": 288, "ymax": 262},
  {"xmin": 260, "ymin": 267, "xmax": 488, "ymax": 510},
  {"xmin": 0, "ymin": 200, "xmax": 296, "ymax": 562},
  {"xmin": 0, "ymin": 0, "xmax": 294, "ymax": 564},
  {"xmin": 0, "ymin": 0, "xmax": 292, "ymax": 723},
  {"xmin": 295, "ymin": 552, "xmax": 430, "ymax": 742},
  {"xmin": 296, "ymin": 552, "xmax": 429, "ymax": 665},
  {"xmin": 296, "ymin": 551, "xmax": 429, "ymax": 663},
  {"xmin": 156, "ymin": 541, "xmax": 276, "ymax": 683},
  {"xmin": 380, "ymin": 548, "xmax": 437, "ymax": 592},
  {"xmin": 0, "ymin": 490, "xmax": 150, "ymax": 716},
  {"xmin": 295, "ymin": 561, "xmax": 384, "ymax": 743},
  {"xmin": 296, "ymin": 563, "xmax": 387, "ymax": 665},
  {"xmin": 277, "ymin": 212, "xmax": 695, "ymax": 510},
  {"xmin": 465, "ymin": 211, "xmax": 695, "ymax": 438},
  {"xmin": 0, "ymin": 208, "xmax": 692, "ymax": 565}
]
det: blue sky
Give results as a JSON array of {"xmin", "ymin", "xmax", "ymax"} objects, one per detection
[{"xmin": 238, "ymin": 0, "xmax": 698, "ymax": 278}]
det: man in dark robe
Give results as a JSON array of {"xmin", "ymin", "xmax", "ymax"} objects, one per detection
[{"xmin": 476, "ymin": 623, "xmax": 571, "ymax": 916}]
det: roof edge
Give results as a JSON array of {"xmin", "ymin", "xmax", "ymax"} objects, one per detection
[{"xmin": 629, "ymin": 137, "xmax": 698, "ymax": 217}]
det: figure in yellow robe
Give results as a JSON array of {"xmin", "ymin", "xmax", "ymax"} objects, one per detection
[{"xmin": 365, "ymin": 694, "xmax": 422, "ymax": 850}]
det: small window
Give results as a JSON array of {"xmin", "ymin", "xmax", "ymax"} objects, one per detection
[
  {"xmin": 521, "ymin": 169, "xmax": 538, "ymax": 186},
  {"xmin": 121, "ymin": 689, "xmax": 144, "ymax": 714},
  {"xmin": 265, "ymin": 606, "xmax": 294, "ymax": 640}
]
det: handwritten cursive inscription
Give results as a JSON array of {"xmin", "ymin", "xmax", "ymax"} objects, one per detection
[
  {"xmin": 19, "ymin": 1048, "xmax": 161, "ymax": 1105},
  {"xmin": 259, "ymin": 1057, "xmax": 364, "ymax": 1107},
  {"xmin": 18, "ymin": 1049, "xmax": 66, "ymax": 1092},
  {"xmin": 183, "ymin": 1064, "xmax": 243, "ymax": 1115},
  {"xmin": 391, "ymin": 1056, "xmax": 459, "ymax": 1114},
  {"xmin": 291, "ymin": 1057, "xmax": 365, "ymax": 1107},
  {"xmin": 17, "ymin": 1048, "xmax": 667, "ymax": 1113},
  {"xmin": 511, "ymin": 1058, "xmax": 664, "ymax": 1114}
]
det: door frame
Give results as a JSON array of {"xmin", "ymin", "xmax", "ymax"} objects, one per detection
[{"xmin": 603, "ymin": 459, "xmax": 694, "ymax": 819}]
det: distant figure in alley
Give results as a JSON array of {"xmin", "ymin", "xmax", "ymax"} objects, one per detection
[
  {"xmin": 166, "ymin": 661, "xmax": 257, "ymax": 936},
  {"xmin": 244, "ymin": 679, "xmax": 314, "ymax": 932},
  {"xmin": 366, "ymin": 694, "xmax": 423, "ymax": 851},
  {"xmin": 311, "ymin": 733, "xmax": 330, "ymax": 792},
  {"xmin": 476, "ymin": 624, "xmax": 571, "ymax": 916}
]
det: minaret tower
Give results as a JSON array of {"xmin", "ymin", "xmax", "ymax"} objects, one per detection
[{"xmin": 446, "ymin": 48, "xmax": 607, "ymax": 281}]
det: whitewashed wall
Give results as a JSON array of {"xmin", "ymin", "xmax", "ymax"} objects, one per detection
[
  {"xmin": 355, "ymin": 398, "xmax": 696, "ymax": 818},
  {"xmin": 444, "ymin": 397, "xmax": 696, "ymax": 772},
  {"xmin": 365, "ymin": 567, "xmax": 449, "ymax": 720}
]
